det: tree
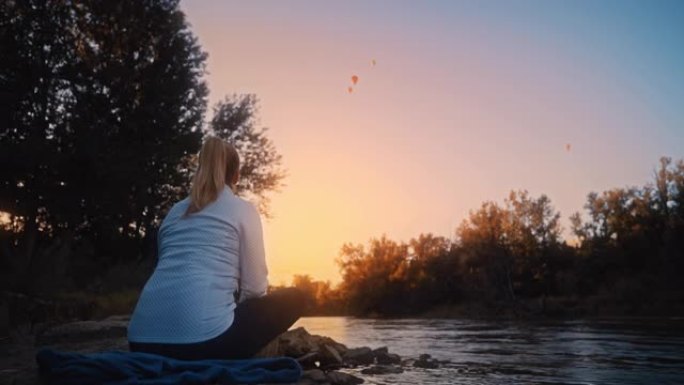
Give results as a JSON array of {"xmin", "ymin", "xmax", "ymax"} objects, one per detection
[
  {"xmin": 456, "ymin": 190, "xmax": 563, "ymax": 301},
  {"xmin": 1, "ymin": 1, "xmax": 288, "ymax": 298},
  {"xmin": 457, "ymin": 201, "xmax": 515, "ymax": 301},
  {"xmin": 504, "ymin": 190, "xmax": 562, "ymax": 297},
  {"xmin": 0, "ymin": 0, "xmax": 209, "ymax": 293},
  {"xmin": 291, "ymin": 274, "xmax": 340, "ymax": 314},
  {"xmin": 336, "ymin": 236, "xmax": 410, "ymax": 314},
  {"xmin": 208, "ymin": 94, "xmax": 285, "ymax": 217},
  {"xmin": 566, "ymin": 158, "xmax": 684, "ymax": 301},
  {"xmin": 0, "ymin": 0, "xmax": 80, "ymax": 292}
]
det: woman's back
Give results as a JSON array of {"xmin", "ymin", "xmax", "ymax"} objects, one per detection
[
  {"xmin": 127, "ymin": 136, "xmax": 304, "ymax": 361},
  {"xmin": 127, "ymin": 185, "xmax": 267, "ymax": 344}
]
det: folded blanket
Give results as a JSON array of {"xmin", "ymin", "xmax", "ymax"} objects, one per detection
[{"xmin": 35, "ymin": 347, "xmax": 302, "ymax": 385}]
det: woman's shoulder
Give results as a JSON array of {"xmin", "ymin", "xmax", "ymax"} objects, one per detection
[
  {"xmin": 226, "ymin": 197, "xmax": 254, "ymax": 219},
  {"xmin": 228, "ymin": 195, "xmax": 260, "ymax": 223},
  {"xmin": 170, "ymin": 197, "xmax": 191, "ymax": 214},
  {"xmin": 220, "ymin": 188, "xmax": 256, "ymax": 211},
  {"xmin": 161, "ymin": 198, "xmax": 190, "ymax": 222}
]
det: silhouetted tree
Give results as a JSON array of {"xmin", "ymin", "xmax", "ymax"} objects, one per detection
[
  {"xmin": 208, "ymin": 94, "xmax": 285, "ymax": 217},
  {"xmin": 289, "ymin": 274, "xmax": 343, "ymax": 315},
  {"xmin": 1, "ymin": 0, "xmax": 207, "ymax": 295},
  {"xmin": 1, "ymin": 1, "xmax": 287, "ymax": 302},
  {"xmin": 336, "ymin": 236, "xmax": 411, "ymax": 314}
]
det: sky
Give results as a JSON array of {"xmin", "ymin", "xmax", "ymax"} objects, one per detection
[{"xmin": 180, "ymin": 0, "xmax": 684, "ymax": 286}]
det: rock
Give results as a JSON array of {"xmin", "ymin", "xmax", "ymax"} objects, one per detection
[
  {"xmin": 254, "ymin": 328, "xmax": 405, "ymax": 372},
  {"xmin": 256, "ymin": 327, "xmax": 352, "ymax": 369},
  {"xmin": 371, "ymin": 346, "xmax": 388, "ymax": 355},
  {"xmin": 375, "ymin": 352, "xmax": 401, "ymax": 365},
  {"xmin": 277, "ymin": 327, "xmax": 321, "ymax": 357},
  {"xmin": 292, "ymin": 378, "xmax": 321, "ymax": 385},
  {"xmin": 255, "ymin": 335, "xmax": 281, "ymax": 357},
  {"xmin": 343, "ymin": 347, "xmax": 374, "ymax": 365},
  {"xmin": 413, "ymin": 354, "xmax": 439, "ymax": 369},
  {"xmin": 295, "ymin": 352, "xmax": 320, "ymax": 369},
  {"xmin": 399, "ymin": 358, "xmax": 414, "ymax": 366},
  {"xmin": 302, "ymin": 369, "xmax": 327, "ymax": 382},
  {"xmin": 371, "ymin": 346, "xmax": 400, "ymax": 365},
  {"xmin": 326, "ymin": 370, "xmax": 364, "ymax": 385},
  {"xmin": 360, "ymin": 365, "xmax": 404, "ymax": 375},
  {"xmin": 322, "ymin": 344, "xmax": 344, "ymax": 366},
  {"xmin": 413, "ymin": 360, "xmax": 439, "ymax": 369}
]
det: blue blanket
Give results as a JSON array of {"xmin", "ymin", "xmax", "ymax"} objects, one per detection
[{"xmin": 35, "ymin": 347, "xmax": 302, "ymax": 385}]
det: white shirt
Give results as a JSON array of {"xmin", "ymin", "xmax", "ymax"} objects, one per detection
[{"xmin": 127, "ymin": 185, "xmax": 268, "ymax": 343}]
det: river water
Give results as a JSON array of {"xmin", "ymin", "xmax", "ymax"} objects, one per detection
[{"xmin": 291, "ymin": 317, "xmax": 684, "ymax": 385}]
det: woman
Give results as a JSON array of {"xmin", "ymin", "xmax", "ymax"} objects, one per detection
[{"xmin": 127, "ymin": 136, "xmax": 306, "ymax": 360}]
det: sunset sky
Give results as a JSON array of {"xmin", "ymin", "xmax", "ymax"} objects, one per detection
[{"xmin": 181, "ymin": 0, "xmax": 684, "ymax": 285}]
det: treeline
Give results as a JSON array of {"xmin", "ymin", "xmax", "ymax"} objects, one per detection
[{"xmin": 282, "ymin": 157, "xmax": 684, "ymax": 317}]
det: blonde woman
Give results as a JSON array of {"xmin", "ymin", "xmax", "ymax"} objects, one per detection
[{"xmin": 127, "ymin": 136, "xmax": 305, "ymax": 360}]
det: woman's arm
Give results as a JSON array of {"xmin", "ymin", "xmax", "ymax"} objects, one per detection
[{"xmin": 237, "ymin": 202, "xmax": 269, "ymax": 303}]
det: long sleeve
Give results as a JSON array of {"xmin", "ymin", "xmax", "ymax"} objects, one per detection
[{"xmin": 237, "ymin": 202, "xmax": 269, "ymax": 303}]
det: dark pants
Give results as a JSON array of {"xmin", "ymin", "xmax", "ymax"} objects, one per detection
[{"xmin": 128, "ymin": 288, "xmax": 307, "ymax": 360}]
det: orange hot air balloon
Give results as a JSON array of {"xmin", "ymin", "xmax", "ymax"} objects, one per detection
[
  {"xmin": 348, "ymin": 86, "xmax": 353, "ymax": 94},
  {"xmin": 351, "ymin": 75, "xmax": 359, "ymax": 85},
  {"xmin": 565, "ymin": 143, "xmax": 572, "ymax": 152}
]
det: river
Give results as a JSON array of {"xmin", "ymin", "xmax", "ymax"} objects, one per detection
[{"xmin": 291, "ymin": 317, "xmax": 684, "ymax": 385}]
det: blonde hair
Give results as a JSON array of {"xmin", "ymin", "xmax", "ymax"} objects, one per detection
[{"xmin": 184, "ymin": 136, "xmax": 240, "ymax": 216}]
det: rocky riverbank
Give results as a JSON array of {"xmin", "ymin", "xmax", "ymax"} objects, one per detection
[{"xmin": 0, "ymin": 315, "xmax": 444, "ymax": 385}]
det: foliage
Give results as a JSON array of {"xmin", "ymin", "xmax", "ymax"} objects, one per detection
[
  {"xmin": 0, "ymin": 0, "xmax": 207, "ymax": 242},
  {"xmin": 207, "ymin": 94, "xmax": 285, "ymax": 217},
  {"xmin": 0, "ymin": 1, "xmax": 284, "ymax": 298}
]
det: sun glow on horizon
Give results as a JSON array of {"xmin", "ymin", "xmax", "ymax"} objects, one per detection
[{"xmin": 181, "ymin": 0, "xmax": 684, "ymax": 286}]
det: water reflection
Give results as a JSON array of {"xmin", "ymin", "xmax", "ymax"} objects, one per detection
[{"xmin": 291, "ymin": 317, "xmax": 684, "ymax": 385}]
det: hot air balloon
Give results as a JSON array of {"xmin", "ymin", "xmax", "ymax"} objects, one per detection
[
  {"xmin": 371, "ymin": 59, "xmax": 376, "ymax": 67},
  {"xmin": 351, "ymin": 75, "xmax": 359, "ymax": 85},
  {"xmin": 348, "ymin": 86, "xmax": 353, "ymax": 94},
  {"xmin": 565, "ymin": 143, "xmax": 572, "ymax": 152}
]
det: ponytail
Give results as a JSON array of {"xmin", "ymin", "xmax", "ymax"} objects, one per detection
[{"xmin": 184, "ymin": 136, "xmax": 240, "ymax": 216}]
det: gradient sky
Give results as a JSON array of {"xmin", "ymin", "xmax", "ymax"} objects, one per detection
[{"xmin": 181, "ymin": 0, "xmax": 684, "ymax": 285}]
